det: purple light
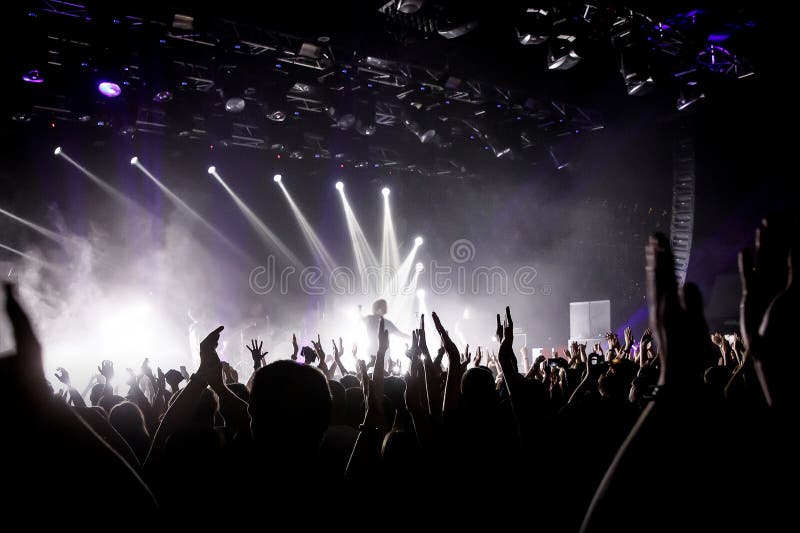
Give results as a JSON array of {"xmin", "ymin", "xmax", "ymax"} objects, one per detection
[
  {"xmin": 341, "ymin": 69, "xmax": 347, "ymax": 74},
  {"xmin": 275, "ymin": 63, "xmax": 282, "ymax": 69},
  {"xmin": 98, "ymin": 82, "xmax": 121, "ymax": 98},
  {"xmin": 708, "ymin": 33, "xmax": 730, "ymax": 43},
  {"xmin": 22, "ymin": 70, "xmax": 44, "ymax": 83},
  {"xmin": 496, "ymin": 103, "xmax": 502, "ymax": 108}
]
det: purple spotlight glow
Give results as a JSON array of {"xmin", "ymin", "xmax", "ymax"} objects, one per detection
[
  {"xmin": 22, "ymin": 70, "xmax": 44, "ymax": 83},
  {"xmin": 98, "ymin": 82, "xmax": 122, "ymax": 98}
]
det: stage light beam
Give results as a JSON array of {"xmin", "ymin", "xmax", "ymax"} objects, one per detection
[
  {"xmin": 208, "ymin": 167, "xmax": 302, "ymax": 268},
  {"xmin": 336, "ymin": 181, "xmax": 344, "ymax": 191},
  {"xmin": 55, "ymin": 149, "xmax": 141, "ymax": 210},
  {"xmin": 276, "ymin": 179, "xmax": 336, "ymax": 272},
  {"xmin": 0, "ymin": 207, "xmax": 66, "ymax": 245},
  {"xmin": 131, "ymin": 159, "xmax": 251, "ymax": 262}
]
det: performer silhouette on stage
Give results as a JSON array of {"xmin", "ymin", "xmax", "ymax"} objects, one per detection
[{"xmin": 360, "ymin": 299, "xmax": 409, "ymax": 357}]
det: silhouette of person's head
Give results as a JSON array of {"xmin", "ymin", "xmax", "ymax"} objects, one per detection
[
  {"xmin": 90, "ymin": 383, "xmax": 106, "ymax": 406},
  {"xmin": 98, "ymin": 394, "xmax": 125, "ymax": 415},
  {"xmin": 109, "ymin": 401, "xmax": 150, "ymax": 462},
  {"xmin": 340, "ymin": 374, "xmax": 360, "ymax": 389},
  {"xmin": 227, "ymin": 382, "xmax": 250, "ymax": 403},
  {"xmin": 249, "ymin": 360, "xmax": 332, "ymax": 454},
  {"xmin": 372, "ymin": 299, "xmax": 388, "ymax": 316},
  {"xmin": 460, "ymin": 367, "xmax": 496, "ymax": 409}
]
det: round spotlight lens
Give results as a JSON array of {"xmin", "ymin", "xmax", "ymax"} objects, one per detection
[
  {"xmin": 414, "ymin": 236, "xmax": 423, "ymax": 246},
  {"xmin": 273, "ymin": 174, "xmax": 282, "ymax": 183},
  {"xmin": 416, "ymin": 289, "xmax": 426, "ymax": 299},
  {"xmin": 153, "ymin": 90, "xmax": 173, "ymax": 103},
  {"xmin": 335, "ymin": 181, "xmax": 344, "ymax": 191},
  {"xmin": 54, "ymin": 146, "xmax": 62, "ymax": 156},
  {"xmin": 207, "ymin": 166, "xmax": 216, "ymax": 174},
  {"xmin": 130, "ymin": 156, "xmax": 139, "ymax": 165},
  {"xmin": 98, "ymin": 81, "xmax": 122, "ymax": 98},
  {"xmin": 381, "ymin": 187, "xmax": 390, "ymax": 197},
  {"xmin": 416, "ymin": 262, "xmax": 424, "ymax": 272},
  {"xmin": 22, "ymin": 69, "xmax": 44, "ymax": 84},
  {"xmin": 225, "ymin": 97, "xmax": 246, "ymax": 113}
]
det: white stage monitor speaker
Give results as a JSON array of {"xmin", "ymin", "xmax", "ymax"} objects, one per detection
[{"xmin": 569, "ymin": 300, "xmax": 611, "ymax": 340}]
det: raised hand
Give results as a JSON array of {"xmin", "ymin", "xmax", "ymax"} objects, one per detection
[
  {"xmin": 3, "ymin": 284, "xmax": 45, "ymax": 393},
  {"xmin": 54, "ymin": 367, "xmax": 71, "ymax": 386},
  {"xmin": 291, "ymin": 333, "xmax": 298, "ymax": 361},
  {"xmin": 199, "ymin": 326, "xmax": 224, "ymax": 376},
  {"xmin": 351, "ymin": 343, "xmax": 358, "ymax": 360},
  {"xmin": 179, "ymin": 365, "xmax": 190, "ymax": 381},
  {"xmin": 377, "ymin": 318, "xmax": 389, "ymax": 356},
  {"xmin": 246, "ymin": 339, "xmax": 268, "ymax": 369},
  {"xmin": 623, "ymin": 326, "xmax": 634, "ymax": 351},
  {"xmin": 418, "ymin": 314, "xmax": 430, "ymax": 357},
  {"xmin": 475, "ymin": 346, "xmax": 482, "ymax": 367},
  {"xmin": 497, "ymin": 306, "xmax": 515, "ymax": 371},
  {"xmin": 646, "ymin": 233, "xmax": 714, "ymax": 388},
  {"xmin": 461, "ymin": 344, "xmax": 472, "ymax": 371},
  {"xmin": 495, "ymin": 313, "xmax": 504, "ymax": 343},
  {"xmin": 156, "ymin": 367, "xmax": 167, "ymax": 391},
  {"xmin": 431, "ymin": 311, "xmax": 459, "ymax": 365},
  {"xmin": 98, "ymin": 360, "xmax": 115, "ymax": 382},
  {"xmin": 141, "ymin": 358, "xmax": 155, "ymax": 384}
]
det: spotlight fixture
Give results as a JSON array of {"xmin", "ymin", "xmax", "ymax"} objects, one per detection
[
  {"xmin": 153, "ymin": 90, "xmax": 173, "ymax": 103},
  {"xmin": 676, "ymin": 72, "xmax": 705, "ymax": 111},
  {"xmin": 619, "ymin": 46, "xmax": 655, "ymax": 96},
  {"xmin": 54, "ymin": 146, "xmax": 62, "ymax": 156},
  {"xmin": 416, "ymin": 262, "xmax": 424, "ymax": 272},
  {"xmin": 225, "ymin": 97, "xmax": 246, "ymax": 113},
  {"xmin": 414, "ymin": 236, "xmax": 423, "ymax": 246},
  {"xmin": 22, "ymin": 69, "xmax": 44, "ymax": 83},
  {"xmin": 98, "ymin": 81, "xmax": 122, "ymax": 98},
  {"xmin": 381, "ymin": 187, "xmax": 390, "ymax": 197},
  {"xmin": 130, "ymin": 156, "xmax": 139, "ymax": 165},
  {"xmin": 335, "ymin": 181, "xmax": 344, "ymax": 191},
  {"xmin": 266, "ymin": 109, "xmax": 287, "ymax": 122},
  {"xmin": 208, "ymin": 166, "xmax": 216, "ymax": 174},
  {"xmin": 547, "ymin": 34, "xmax": 581, "ymax": 70},
  {"xmin": 398, "ymin": 0, "xmax": 425, "ymax": 13},
  {"xmin": 516, "ymin": 8, "xmax": 550, "ymax": 45},
  {"xmin": 273, "ymin": 174, "xmax": 282, "ymax": 183},
  {"xmin": 416, "ymin": 288, "xmax": 426, "ymax": 299}
]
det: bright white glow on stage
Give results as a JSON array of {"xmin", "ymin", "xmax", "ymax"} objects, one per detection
[
  {"xmin": 131, "ymin": 159, "xmax": 250, "ymax": 261},
  {"xmin": 336, "ymin": 181, "xmax": 344, "ymax": 191},
  {"xmin": 273, "ymin": 174, "xmax": 282, "ymax": 183},
  {"xmin": 277, "ymin": 179, "xmax": 336, "ymax": 272},
  {"xmin": 54, "ymin": 146, "xmax": 62, "ymax": 156},
  {"xmin": 382, "ymin": 187, "xmax": 390, "ymax": 197},
  {"xmin": 208, "ymin": 167, "xmax": 302, "ymax": 267},
  {"xmin": 416, "ymin": 262, "xmax": 424, "ymax": 272},
  {"xmin": 415, "ymin": 236, "xmax": 423, "ymax": 246},
  {"xmin": 416, "ymin": 289, "xmax": 426, "ymax": 299}
]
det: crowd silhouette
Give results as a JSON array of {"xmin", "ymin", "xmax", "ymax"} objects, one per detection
[{"xmin": 1, "ymin": 219, "xmax": 796, "ymax": 530}]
